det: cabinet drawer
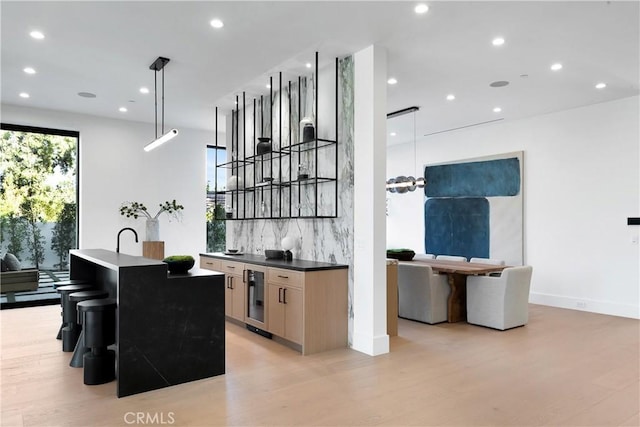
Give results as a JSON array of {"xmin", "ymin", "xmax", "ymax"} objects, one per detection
[
  {"xmin": 200, "ymin": 257, "xmax": 221, "ymax": 271},
  {"xmin": 267, "ymin": 268, "xmax": 303, "ymax": 288},
  {"xmin": 218, "ymin": 260, "xmax": 244, "ymax": 274}
]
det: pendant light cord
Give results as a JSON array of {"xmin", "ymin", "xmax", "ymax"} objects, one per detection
[
  {"xmin": 161, "ymin": 67, "xmax": 165, "ymax": 135},
  {"xmin": 154, "ymin": 69, "xmax": 158, "ymax": 139}
]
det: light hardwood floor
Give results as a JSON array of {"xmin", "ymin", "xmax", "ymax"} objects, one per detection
[{"xmin": 1, "ymin": 304, "xmax": 638, "ymax": 426}]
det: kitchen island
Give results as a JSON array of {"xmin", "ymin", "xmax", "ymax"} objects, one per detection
[{"xmin": 69, "ymin": 249, "xmax": 225, "ymax": 398}]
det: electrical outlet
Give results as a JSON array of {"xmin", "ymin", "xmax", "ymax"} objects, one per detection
[{"xmin": 577, "ymin": 301, "xmax": 587, "ymax": 309}]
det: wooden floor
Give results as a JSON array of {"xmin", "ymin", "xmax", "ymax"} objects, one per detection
[{"xmin": 1, "ymin": 304, "xmax": 638, "ymax": 426}]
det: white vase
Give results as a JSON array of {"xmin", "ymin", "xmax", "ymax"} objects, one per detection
[{"xmin": 145, "ymin": 218, "xmax": 160, "ymax": 241}]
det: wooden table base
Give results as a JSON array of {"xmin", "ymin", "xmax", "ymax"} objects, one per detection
[{"xmin": 447, "ymin": 273, "xmax": 467, "ymax": 323}]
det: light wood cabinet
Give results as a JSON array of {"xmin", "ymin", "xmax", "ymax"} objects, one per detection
[
  {"xmin": 200, "ymin": 255, "xmax": 347, "ymax": 355},
  {"xmin": 207, "ymin": 260, "xmax": 246, "ymax": 322},
  {"xmin": 199, "ymin": 256, "xmax": 222, "ymax": 272},
  {"xmin": 267, "ymin": 277, "xmax": 303, "ymax": 345}
]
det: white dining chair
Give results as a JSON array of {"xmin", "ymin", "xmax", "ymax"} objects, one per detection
[
  {"xmin": 398, "ymin": 263, "xmax": 450, "ymax": 324},
  {"xmin": 436, "ymin": 255, "xmax": 467, "ymax": 262},
  {"xmin": 469, "ymin": 257, "xmax": 505, "ymax": 265},
  {"xmin": 414, "ymin": 253, "xmax": 435, "ymax": 260},
  {"xmin": 466, "ymin": 265, "xmax": 533, "ymax": 330}
]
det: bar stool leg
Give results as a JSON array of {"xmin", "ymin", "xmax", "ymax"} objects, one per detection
[{"xmin": 62, "ymin": 323, "xmax": 81, "ymax": 352}]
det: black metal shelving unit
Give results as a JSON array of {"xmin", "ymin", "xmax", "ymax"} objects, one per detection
[{"xmin": 214, "ymin": 52, "xmax": 338, "ymax": 220}]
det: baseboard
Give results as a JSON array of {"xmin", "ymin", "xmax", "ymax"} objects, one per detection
[
  {"xmin": 529, "ymin": 292, "xmax": 639, "ymax": 320},
  {"xmin": 351, "ymin": 332, "xmax": 390, "ymax": 356}
]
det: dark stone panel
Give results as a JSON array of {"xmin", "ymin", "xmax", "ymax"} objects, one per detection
[
  {"xmin": 424, "ymin": 198, "xmax": 490, "ymax": 260},
  {"xmin": 117, "ymin": 268, "xmax": 225, "ymax": 398},
  {"xmin": 425, "ymin": 157, "xmax": 520, "ymax": 198}
]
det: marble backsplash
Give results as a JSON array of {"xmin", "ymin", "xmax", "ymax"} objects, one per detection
[{"xmin": 227, "ymin": 55, "xmax": 355, "ymax": 344}]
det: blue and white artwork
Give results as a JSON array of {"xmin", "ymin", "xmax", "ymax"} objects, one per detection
[{"xmin": 424, "ymin": 151, "xmax": 523, "ymax": 265}]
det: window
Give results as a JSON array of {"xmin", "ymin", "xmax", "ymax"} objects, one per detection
[
  {"xmin": 1, "ymin": 123, "xmax": 79, "ymax": 306},
  {"xmin": 206, "ymin": 145, "xmax": 226, "ymax": 252}
]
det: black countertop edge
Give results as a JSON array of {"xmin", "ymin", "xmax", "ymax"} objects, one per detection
[
  {"xmin": 200, "ymin": 252, "xmax": 348, "ymax": 271},
  {"xmin": 71, "ymin": 249, "xmax": 166, "ymax": 270}
]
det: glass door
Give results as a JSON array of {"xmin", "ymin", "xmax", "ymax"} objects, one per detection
[{"xmin": 245, "ymin": 265, "xmax": 267, "ymax": 329}]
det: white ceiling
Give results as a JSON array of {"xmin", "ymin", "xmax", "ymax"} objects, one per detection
[{"xmin": 2, "ymin": 1, "xmax": 638, "ymax": 146}]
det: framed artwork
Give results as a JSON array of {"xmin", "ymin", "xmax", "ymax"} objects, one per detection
[{"xmin": 424, "ymin": 151, "xmax": 523, "ymax": 265}]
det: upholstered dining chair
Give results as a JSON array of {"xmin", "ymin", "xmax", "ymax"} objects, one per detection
[
  {"xmin": 414, "ymin": 253, "xmax": 436, "ymax": 260},
  {"xmin": 469, "ymin": 257, "xmax": 505, "ymax": 265},
  {"xmin": 466, "ymin": 265, "xmax": 533, "ymax": 330},
  {"xmin": 398, "ymin": 263, "xmax": 450, "ymax": 324},
  {"xmin": 436, "ymin": 255, "xmax": 467, "ymax": 262}
]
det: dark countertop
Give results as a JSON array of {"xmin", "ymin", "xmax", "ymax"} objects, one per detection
[
  {"xmin": 70, "ymin": 249, "xmax": 166, "ymax": 270},
  {"xmin": 70, "ymin": 250, "xmax": 223, "ymax": 278},
  {"xmin": 200, "ymin": 252, "xmax": 348, "ymax": 271}
]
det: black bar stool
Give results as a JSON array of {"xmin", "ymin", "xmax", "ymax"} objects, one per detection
[
  {"xmin": 56, "ymin": 283, "xmax": 95, "ymax": 344},
  {"xmin": 68, "ymin": 290, "xmax": 109, "ymax": 367},
  {"xmin": 54, "ymin": 279, "xmax": 93, "ymax": 340},
  {"xmin": 77, "ymin": 298, "xmax": 117, "ymax": 385}
]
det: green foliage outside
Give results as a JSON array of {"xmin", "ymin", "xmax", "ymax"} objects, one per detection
[
  {"xmin": 51, "ymin": 203, "xmax": 76, "ymax": 270},
  {"xmin": 206, "ymin": 203, "xmax": 226, "ymax": 252},
  {"xmin": 0, "ymin": 130, "xmax": 77, "ymax": 269}
]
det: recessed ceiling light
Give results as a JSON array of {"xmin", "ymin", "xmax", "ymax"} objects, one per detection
[
  {"xmin": 23, "ymin": 67, "xmax": 36, "ymax": 74},
  {"xmin": 19, "ymin": 92, "xmax": 30, "ymax": 98},
  {"xmin": 29, "ymin": 30, "xmax": 44, "ymax": 40},
  {"xmin": 550, "ymin": 63, "xmax": 563, "ymax": 71},
  {"xmin": 210, "ymin": 18, "xmax": 224, "ymax": 29},
  {"xmin": 489, "ymin": 80, "xmax": 509, "ymax": 88},
  {"xmin": 139, "ymin": 87, "xmax": 149, "ymax": 94},
  {"xmin": 492, "ymin": 37, "xmax": 505, "ymax": 46},
  {"xmin": 119, "ymin": 107, "xmax": 128, "ymax": 113},
  {"xmin": 493, "ymin": 107, "xmax": 502, "ymax": 113},
  {"xmin": 414, "ymin": 4, "xmax": 429, "ymax": 14},
  {"xmin": 595, "ymin": 82, "xmax": 607, "ymax": 89},
  {"xmin": 77, "ymin": 92, "xmax": 96, "ymax": 98},
  {"xmin": 390, "ymin": 132, "xmax": 397, "ymax": 136},
  {"xmin": 446, "ymin": 94, "xmax": 455, "ymax": 101},
  {"xmin": 387, "ymin": 77, "xmax": 398, "ymax": 85},
  {"xmin": 266, "ymin": 84, "xmax": 271, "ymax": 89},
  {"xmin": 305, "ymin": 62, "xmax": 312, "ymax": 68}
]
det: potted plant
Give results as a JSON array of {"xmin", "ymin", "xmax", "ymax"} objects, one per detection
[
  {"xmin": 162, "ymin": 255, "xmax": 195, "ymax": 274},
  {"xmin": 120, "ymin": 200, "xmax": 184, "ymax": 241}
]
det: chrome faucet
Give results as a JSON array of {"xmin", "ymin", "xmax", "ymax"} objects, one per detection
[{"xmin": 116, "ymin": 227, "xmax": 138, "ymax": 253}]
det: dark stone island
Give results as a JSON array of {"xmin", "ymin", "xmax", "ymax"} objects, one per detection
[{"xmin": 69, "ymin": 249, "xmax": 225, "ymax": 398}]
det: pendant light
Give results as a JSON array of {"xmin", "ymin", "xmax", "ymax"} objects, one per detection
[
  {"xmin": 144, "ymin": 56, "xmax": 179, "ymax": 152},
  {"xmin": 386, "ymin": 106, "xmax": 426, "ymax": 193}
]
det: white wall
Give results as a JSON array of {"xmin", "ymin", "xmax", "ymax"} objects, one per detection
[
  {"xmin": 2, "ymin": 104, "xmax": 215, "ymax": 258},
  {"xmin": 387, "ymin": 96, "xmax": 640, "ymax": 319}
]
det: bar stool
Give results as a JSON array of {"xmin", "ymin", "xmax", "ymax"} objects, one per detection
[
  {"xmin": 77, "ymin": 298, "xmax": 117, "ymax": 385},
  {"xmin": 54, "ymin": 279, "xmax": 93, "ymax": 340},
  {"xmin": 57, "ymin": 284, "xmax": 95, "ymax": 348},
  {"xmin": 68, "ymin": 290, "xmax": 109, "ymax": 367}
]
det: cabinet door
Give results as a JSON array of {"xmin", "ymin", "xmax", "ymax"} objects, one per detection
[
  {"xmin": 226, "ymin": 274, "xmax": 245, "ymax": 322},
  {"xmin": 224, "ymin": 275, "xmax": 233, "ymax": 317},
  {"xmin": 267, "ymin": 283, "xmax": 285, "ymax": 337},
  {"xmin": 282, "ymin": 286, "xmax": 303, "ymax": 344}
]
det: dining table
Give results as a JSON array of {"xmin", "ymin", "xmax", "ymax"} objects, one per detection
[{"xmin": 398, "ymin": 258, "xmax": 508, "ymax": 322}]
